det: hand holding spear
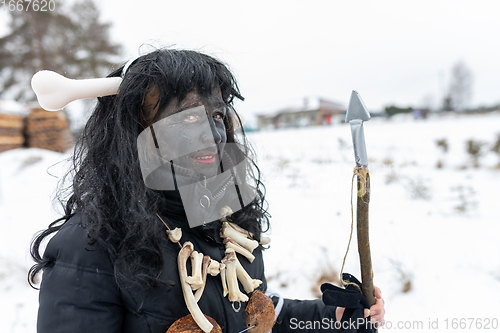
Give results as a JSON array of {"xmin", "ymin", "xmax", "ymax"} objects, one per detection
[{"xmin": 345, "ymin": 91, "xmax": 376, "ymax": 306}]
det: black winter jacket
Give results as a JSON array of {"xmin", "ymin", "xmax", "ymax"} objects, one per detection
[{"xmin": 37, "ymin": 212, "xmax": 338, "ymax": 333}]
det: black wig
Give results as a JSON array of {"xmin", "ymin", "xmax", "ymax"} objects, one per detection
[{"xmin": 29, "ymin": 49, "xmax": 269, "ymax": 288}]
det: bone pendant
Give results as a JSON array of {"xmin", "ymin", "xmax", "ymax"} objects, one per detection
[
  {"xmin": 220, "ymin": 206, "xmax": 254, "ymax": 238},
  {"xmin": 259, "ymin": 236, "xmax": 271, "ymax": 245},
  {"xmin": 220, "ymin": 206, "xmax": 233, "ymax": 222},
  {"xmin": 186, "ymin": 251, "xmax": 204, "ymax": 290},
  {"xmin": 220, "ymin": 222, "xmax": 258, "ymax": 253},
  {"xmin": 223, "ymin": 238, "xmax": 255, "ymax": 263},
  {"xmin": 235, "ymin": 258, "xmax": 262, "ymax": 293},
  {"xmin": 194, "ymin": 256, "xmax": 211, "ymax": 302},
  {"xmin": 166, "ymin": 227, "xmax": 182, "ymax": 243},
  {"xmin": 228, "ymin": 222, "xmax": 254, "ymax": 239},
  {"xmin": 177, "ymin": 242, "xmax": 213, "ymax": 333},
  {"xmin": 220, "ymin": 263, "xmax": 228, "ymax": 297},
  {"xmin": 222, "ymin": 249, "xmax": 249, "ymax": 303},
  {"xmin": 207, "ymin": 259, "xmax": 221, "ymax": 276}
]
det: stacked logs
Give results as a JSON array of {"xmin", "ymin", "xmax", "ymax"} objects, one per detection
[
  {"xmin": 0, "ymin": 113, "xmax": 25, "ymax": 153},
  {"xmin": 25, "ymin": 107, "xmax": 73, "ymax": 153}
]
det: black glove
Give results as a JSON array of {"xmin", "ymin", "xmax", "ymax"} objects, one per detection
[{"xmin": 321, "ymin": 273, "xmax": 375, "ymax": 333}]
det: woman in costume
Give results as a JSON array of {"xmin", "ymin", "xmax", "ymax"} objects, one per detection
[{"xmin": 29, "ymin": 49, "xmax": 385, "ymax": 333}]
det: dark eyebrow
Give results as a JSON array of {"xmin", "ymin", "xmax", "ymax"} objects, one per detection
[
  {"xmin": 214, "ymin": 102, "xmax": 227, "ymax": 109},
  {"xmin": 176, "ymin": 101, "xmax": 203, "ymax": 113}
]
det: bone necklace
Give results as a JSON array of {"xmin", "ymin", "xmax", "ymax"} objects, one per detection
[{"xmin": 157, "ymin": 207, "xmax": 272, "ymax": 333}]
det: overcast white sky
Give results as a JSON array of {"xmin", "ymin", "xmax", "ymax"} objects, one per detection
[
  {"xmin": 97, "ymin": 0, "xmax": 500, "ymax": 118},
  {"xmin": 2, "ymin": 0, "xmax": 500, "ymax": 120}
]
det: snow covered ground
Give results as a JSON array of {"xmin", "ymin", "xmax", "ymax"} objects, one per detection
[{"xmin": 1, "ymin": 112, "xmax": 499, "ymax": 332}]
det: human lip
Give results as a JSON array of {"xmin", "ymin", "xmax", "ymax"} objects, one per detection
[{"xmin": 190, "ymin": 154, "xmax": 216, "ymax": 164}]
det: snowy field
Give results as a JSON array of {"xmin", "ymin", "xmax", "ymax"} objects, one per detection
[{"xmin": 1, "ymin": 112, "xmax": 499, "ymax": 332}]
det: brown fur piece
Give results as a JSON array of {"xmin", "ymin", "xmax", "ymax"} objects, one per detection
[
  {"xmin": 245, "ymin": 290, "xmax": 275, "ymax": 333},
  {"xmin": 166, "ymin": 314, "xmax": 222, "ymax": 333}
]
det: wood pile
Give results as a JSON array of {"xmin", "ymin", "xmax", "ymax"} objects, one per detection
[
  {"xmin": 0, "ymin": 113, "xmax": 25, "ymax": 153},
  {"xmin": 25, "ymin": 107, "xmax": 73, "ymax": 153}
]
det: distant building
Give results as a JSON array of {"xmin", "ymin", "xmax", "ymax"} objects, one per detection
[{"xmin": 257, "ymin": 97, "xmax": 345, "ymax": 130}]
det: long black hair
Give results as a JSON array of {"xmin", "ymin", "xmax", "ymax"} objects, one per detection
[{"xmin": 29, "ymin": 49, "xmax": 269, "ymax": 288}]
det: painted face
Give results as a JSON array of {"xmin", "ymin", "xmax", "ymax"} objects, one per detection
[
  {"xmin": 137, "ymin": 88, "xmax": 256, "ymax": 228},
  {"xmin": 152, "ymin": 89, "xmax": 228, "ymax": 179}
]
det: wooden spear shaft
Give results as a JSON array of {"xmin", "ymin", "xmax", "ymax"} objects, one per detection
[
  {"xmin": 346, "ymin": 90, "xmax": 376, "ymax": 307},
  {"xmin": 356, "ymin": 167, "xmax": 376, "ymax": 306}
]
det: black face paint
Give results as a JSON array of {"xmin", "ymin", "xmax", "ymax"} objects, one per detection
[
  {"xmin": 153, "ymin": 90, "xmax": 228, "ymax": 179},
  {"xmin": 137, "ymin": 89, "xmax": 256, "ymax": 228}
]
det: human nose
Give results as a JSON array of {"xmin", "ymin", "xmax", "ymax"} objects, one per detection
[{"xmin": 202, "ymin": 117, "xmax": 222, "ymax": 144}]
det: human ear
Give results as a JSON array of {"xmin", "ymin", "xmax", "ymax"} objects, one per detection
[{"xmin": 140, "ymin": 84, "xmax": 160, "ymax": 128}]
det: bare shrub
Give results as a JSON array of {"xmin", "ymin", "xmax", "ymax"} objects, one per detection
[
  {"xmin": 312, "ymin": 158, "xmax": 332, "ymax": 165},
  {"xmin": 407, "ymin": 176, "xmax": 432, "ymax": 200},
  {"xmin": 381, "ymin": 157, "xmax": 400, "ymax": 184},
  {"xmin": 337, "ymin": 137, "xmax": 347, "ymax": 150},
  {"xmin": 382, "ymin": 157, "xmax": 394, "ymax": 166},
  {"xmin": 451, "ymin": 185, "xmax": 477, "ymax": 214},
  {"xmin": 311, "ymin": 247, "xmax": 341, "ymax": 298},
  {"xmin": 286, "ymin": 167, "xmax": 302, "ymax": 188},
  {"xmin": 266, "ymin": 271, "xmax": 290, "ymax": 289},
  {"xmin": 491, "ymin": 133, "xmax": 500, "ymax": 168},
  {"xmin": 311, "ymin": 266, "xmax": 341, "ymax": 299},
  {"xmin": 436, "ymin": 138, "xmax": 449, "ymax": 153},
  {"xmin": 465, "ymin": 139, "xmax": 485, "ymax": 168},
  {"xmin": 385, "ymin": 168, "xmax": 400, "ymax": 184},
  {"xmin": 389, "ymin": 259, "xmax": 413, "ymax": 293},
  {"xmin": 435, "ymin": 138, "xmax": 449, "ymax": 168},
  {"xmin": 276, "ymin": 157, "xmax": 290, "ymax": 170}
]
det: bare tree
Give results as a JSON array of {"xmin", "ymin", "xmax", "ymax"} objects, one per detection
[
  {"xmin": 0, "ymin": 0, "xmax": 121, "ymax": 102},
  {"xmin": 491, "ymin": 133, "xmax": 500, "ymax": 168},
  {"xmin": 444, "ymin": 61, "xmax": 473, "ymax": 111}
]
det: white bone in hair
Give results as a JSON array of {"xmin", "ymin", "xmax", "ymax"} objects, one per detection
[
  {"xmin": 178, "ymin": 242, "xmax": 213, "ymax": 333},
  {"xmin": 186, "ymin": 251, "xmax": 204, "ymax": 290},
  {"xmin": 220, "ymin": 222, "xmax": 258, "ymax": 253},
  {"xmin": 31, "ymin": 70, "xmax": 122, "ymax": 111}
]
